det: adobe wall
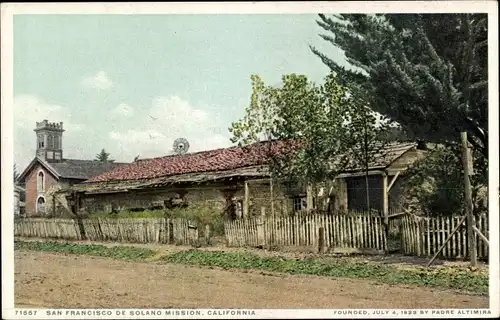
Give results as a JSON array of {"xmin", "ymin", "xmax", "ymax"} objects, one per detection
[{"xmin": 78, "ymin": 180, "xmax": 298, "ymax": 218}]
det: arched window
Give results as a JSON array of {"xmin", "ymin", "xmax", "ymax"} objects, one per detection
[
  {"xmin": 37, "ymin": 196, "xmax": 46, "ymax": 214},
  {"xmin": 53, "ymin": 134, "xmax": 60, "ymax": 149},
  {"xmin": 37, "ymin": 171, "xmax": 45, "ymax": 192},
  {"xmin": 37, "ymin": 134, "xmax": 45, "ymax": 148}
]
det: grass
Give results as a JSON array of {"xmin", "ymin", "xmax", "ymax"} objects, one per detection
[
  {"xmin": 15, "ymin": 240, "xmax": 156, "ymax": 261},
  {"xmin": 14, "ymin": 241, "xmax": 488, "ymax": 295},
  {"xmin": 164, "ymin": 250, "xmax": 488, "ymax": 295}
]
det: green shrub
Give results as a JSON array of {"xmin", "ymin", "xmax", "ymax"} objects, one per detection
[
  {"xmin": 87, "ymin": 210, "xmax": 165, "ymax": 219},
  {"xmin": 85, "ymin": 202, "xmax": 225, "ymax": 236},
  {"xmin": 163, "ymin": 203, "xmax": 225, "ymax": 236}
]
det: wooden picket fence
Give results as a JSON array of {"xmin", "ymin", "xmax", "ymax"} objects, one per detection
[
  {"xmin": 225, "ymin": 214, "xmax": 387, "ymax": 251},
  {"xmin": 14, "ymin": 218, "xmax": 202, "ymax": 245},
  {"xmin": 398, "ymin": 213, "xmax": 489, "ymax": 259}
]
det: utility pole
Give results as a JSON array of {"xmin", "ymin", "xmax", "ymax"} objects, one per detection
[{"xmin": 461, "ymin": 132, "xmax": 477, "ymax": 267}]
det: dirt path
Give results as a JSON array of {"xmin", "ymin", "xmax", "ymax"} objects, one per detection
[{"xmin": 14, "ymin": 251, "xmax": 488, "ymax": 309}]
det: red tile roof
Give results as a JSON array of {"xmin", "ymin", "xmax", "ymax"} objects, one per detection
[{"xmin": 85, "ymin": 140, "xmax": 301, "ymax": 183}]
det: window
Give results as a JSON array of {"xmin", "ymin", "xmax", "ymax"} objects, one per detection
[
  {"xmin": 37, "ymin": 171, "xmax": 45, "ymax": 192},
  {"xmin": 293, "ymin": 196, "xmax": 307, "ymax": 211},
  {"xmin": 37, "ymin": 134, "xmax": 45, "ymax": 148},
  {"xmin": 37, "ymin": 196, "xmax": 46, "ymax": 214},
  {"xmin": 54, "ymin": 135, "xmax": 60, "ymax": 149},
  {"xmin": 47, "ymin": 134, "xmax": 54, "ymax": 149}
]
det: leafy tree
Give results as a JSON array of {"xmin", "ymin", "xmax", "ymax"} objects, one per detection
[
  {"xmin": 95, "ymin": 149, "xmax": 113, "ymax": 162},
  {"xmin": 311, "ymin": 13, "xmax": 488, "ymax": 161},
  {"xmin": 344, "ymin": 103, "xmax": 390, "ymax": 211},
  {"xmin": 230, "ymin": 73, "xmax": 388, "ymax": 212}
]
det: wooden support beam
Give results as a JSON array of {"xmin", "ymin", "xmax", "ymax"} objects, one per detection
[
  {"xmin": 387, "ymin": 171, "xmax": 401, "ymax": 192},
  {"xmin": 382, "ymin": 173, "xmax": 389, "ymax": 225},
  {"xmin": 427, "ymin": 215, "xmax": 467, "ymax": 267},
  {"xmin": 336, "ymin": 170, "xmax": 385, "ymax": 179},
  {"xmin": 473, "ymin": 225, "xmax": 489, "ymax": 246},
  {"xmin": 244, "ymin": 181, "xmax": 250, "ymax": 218}
]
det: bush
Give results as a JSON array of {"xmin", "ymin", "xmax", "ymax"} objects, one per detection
[
  {"xmin": 402, "ymin": 144, "xmax": 487, "ymax": 217},
  {"xmin": 163, "ymin": 202, "xmax": 225, "ymax": 236},
  {"xmin": 85, "ymin": 202, "xmax": 226, "ymax": 236},
  {"xmin": 87, "ymin": 210, "xmax": 165, "ymax": 219}
]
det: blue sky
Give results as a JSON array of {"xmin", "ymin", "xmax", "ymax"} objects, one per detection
[{"xmin": 14, "ymin": 14, "xmax": 347, "ymax": 170}]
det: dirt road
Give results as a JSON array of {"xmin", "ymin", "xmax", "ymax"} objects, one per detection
[{"xmin": 14, "ymin": 251, "xmax": 488, "ymax": 309}]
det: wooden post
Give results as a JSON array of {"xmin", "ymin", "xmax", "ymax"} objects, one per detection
[
  {"xmin": 461, "ymin": 132, "xmax": 477, "ymax": 267},
  {"xmin": 382, "ymin": 173, "xmax": 389, "ymax": 225},
  {"xmin": 244, "ymin": 181, "xmax": 250, "ymax": 218},
  {"xmin": 205, "ymin": 224, "xmax": 211, "ymax": 245},
  {"xmin": 317, "ymin": 227, "xmax": 325, "ymax": 253},
  {"xmin": 52, "ymin": 195, "xmax": 56, "ymax": 217},
  {"xmin": 306, "ymin": 183, "xmax": 314, "ymax": 211}
]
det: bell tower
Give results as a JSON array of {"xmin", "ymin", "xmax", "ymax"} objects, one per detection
[{"xmin": 34, "ymin": 119, "xmax": 64, "ymax": 162}]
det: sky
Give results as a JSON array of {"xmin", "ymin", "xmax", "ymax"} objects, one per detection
[{"xmin": 14, "ymin": 14, "xmax": 348, "ymax": 171}]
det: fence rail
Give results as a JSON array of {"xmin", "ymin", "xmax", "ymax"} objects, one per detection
[
  {"xmin": 14, "ymin": 218, "xmax": 202, "ymax": 245},
  {"xmin": 225, "ymin": 214, "xmax": 387, "ymax": 251},
  {"xmin": 398, "ymin": 214, "xmax": 489, "ymax": 259}
]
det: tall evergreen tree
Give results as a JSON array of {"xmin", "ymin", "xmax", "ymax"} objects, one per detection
[
  {"xmin": 95, "ymin": 149, "xmax": 112, "ymax": 162},
  {"xmin": 14, "ymin": 164, "xmax": 20, "ymax": 184},
  {"xmin": 310, "ymin": 14, "xmax": 488, "ymax": 160}
]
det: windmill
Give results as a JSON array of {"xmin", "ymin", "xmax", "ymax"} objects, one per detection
[{"xmin": 173, "ymin": 138, "xmax": 190, "ymax": 155}]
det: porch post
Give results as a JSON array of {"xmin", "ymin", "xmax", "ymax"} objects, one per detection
[
  {"xmin": 244, "ymin": 180, "xmax": 250, "ymax": 217},
  {"xmin": 382, "ymin": 173, "xmax": 389, "ymax": 225}
]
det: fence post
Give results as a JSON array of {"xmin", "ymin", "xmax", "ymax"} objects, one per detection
[
  {"xmin": 317, "ymin": 226, "xmax": 325, "ymax": 254},
  {"xmin": 205, "ymin": 224, "xmax": 211, "ymax": 245}
]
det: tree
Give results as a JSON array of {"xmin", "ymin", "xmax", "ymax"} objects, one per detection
[
  {"xmin": 14, "ymin": 164, "xmax": 20, "ymax": 184},
  {"xmin": 230, "ymin": 73, "xmax": 388, "ymax": 212},
  {"xmin": 95, "ymin": 149, "xmax": 113, "ymax": 162},
  {"xmin": 402, "ymin": 144, "xmax": 487, "ymax": 217},
  {"xmin": 310, "ymin": 14, "xmax": 488, "ymax": 161},
  {"xmin": 344, "ymin": 103, "xmax": 390, "ymax": 211}
]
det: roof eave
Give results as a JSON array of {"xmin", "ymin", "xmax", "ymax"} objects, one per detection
[{"xmin": 17, "ymin": 157, "xmax": 61, "ymax": 182}]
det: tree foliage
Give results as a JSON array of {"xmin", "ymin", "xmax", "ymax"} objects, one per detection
[
  {"xmin": 402, "ymin": 144, "xmax": 487, "ymax": 216},
  {"xmin": 229, "ymin": 73, "xmax": 388, "ymax": 191},
  {"xmin": 95, "ymin": 149, "xmax": 113, "ymax": 162},
  {"xmin": 311, "ymin": 13, "xmax": 488, "ymax": 160}
]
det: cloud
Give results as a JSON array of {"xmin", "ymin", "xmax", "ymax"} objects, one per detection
[
  {"xmin": 13, "ymin": 95, "xmax": 86, "ymax": 170},
  {"xmin": 111, "ymin": 103, "xmax": 134, "ymax": 118},
  {"xmin": 81, "ymin": 71, "xmax": 113, "ymax": 90},
  {"xmin": 107, "ymin": 95, "xmax": 232, "ymax": 162}
]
